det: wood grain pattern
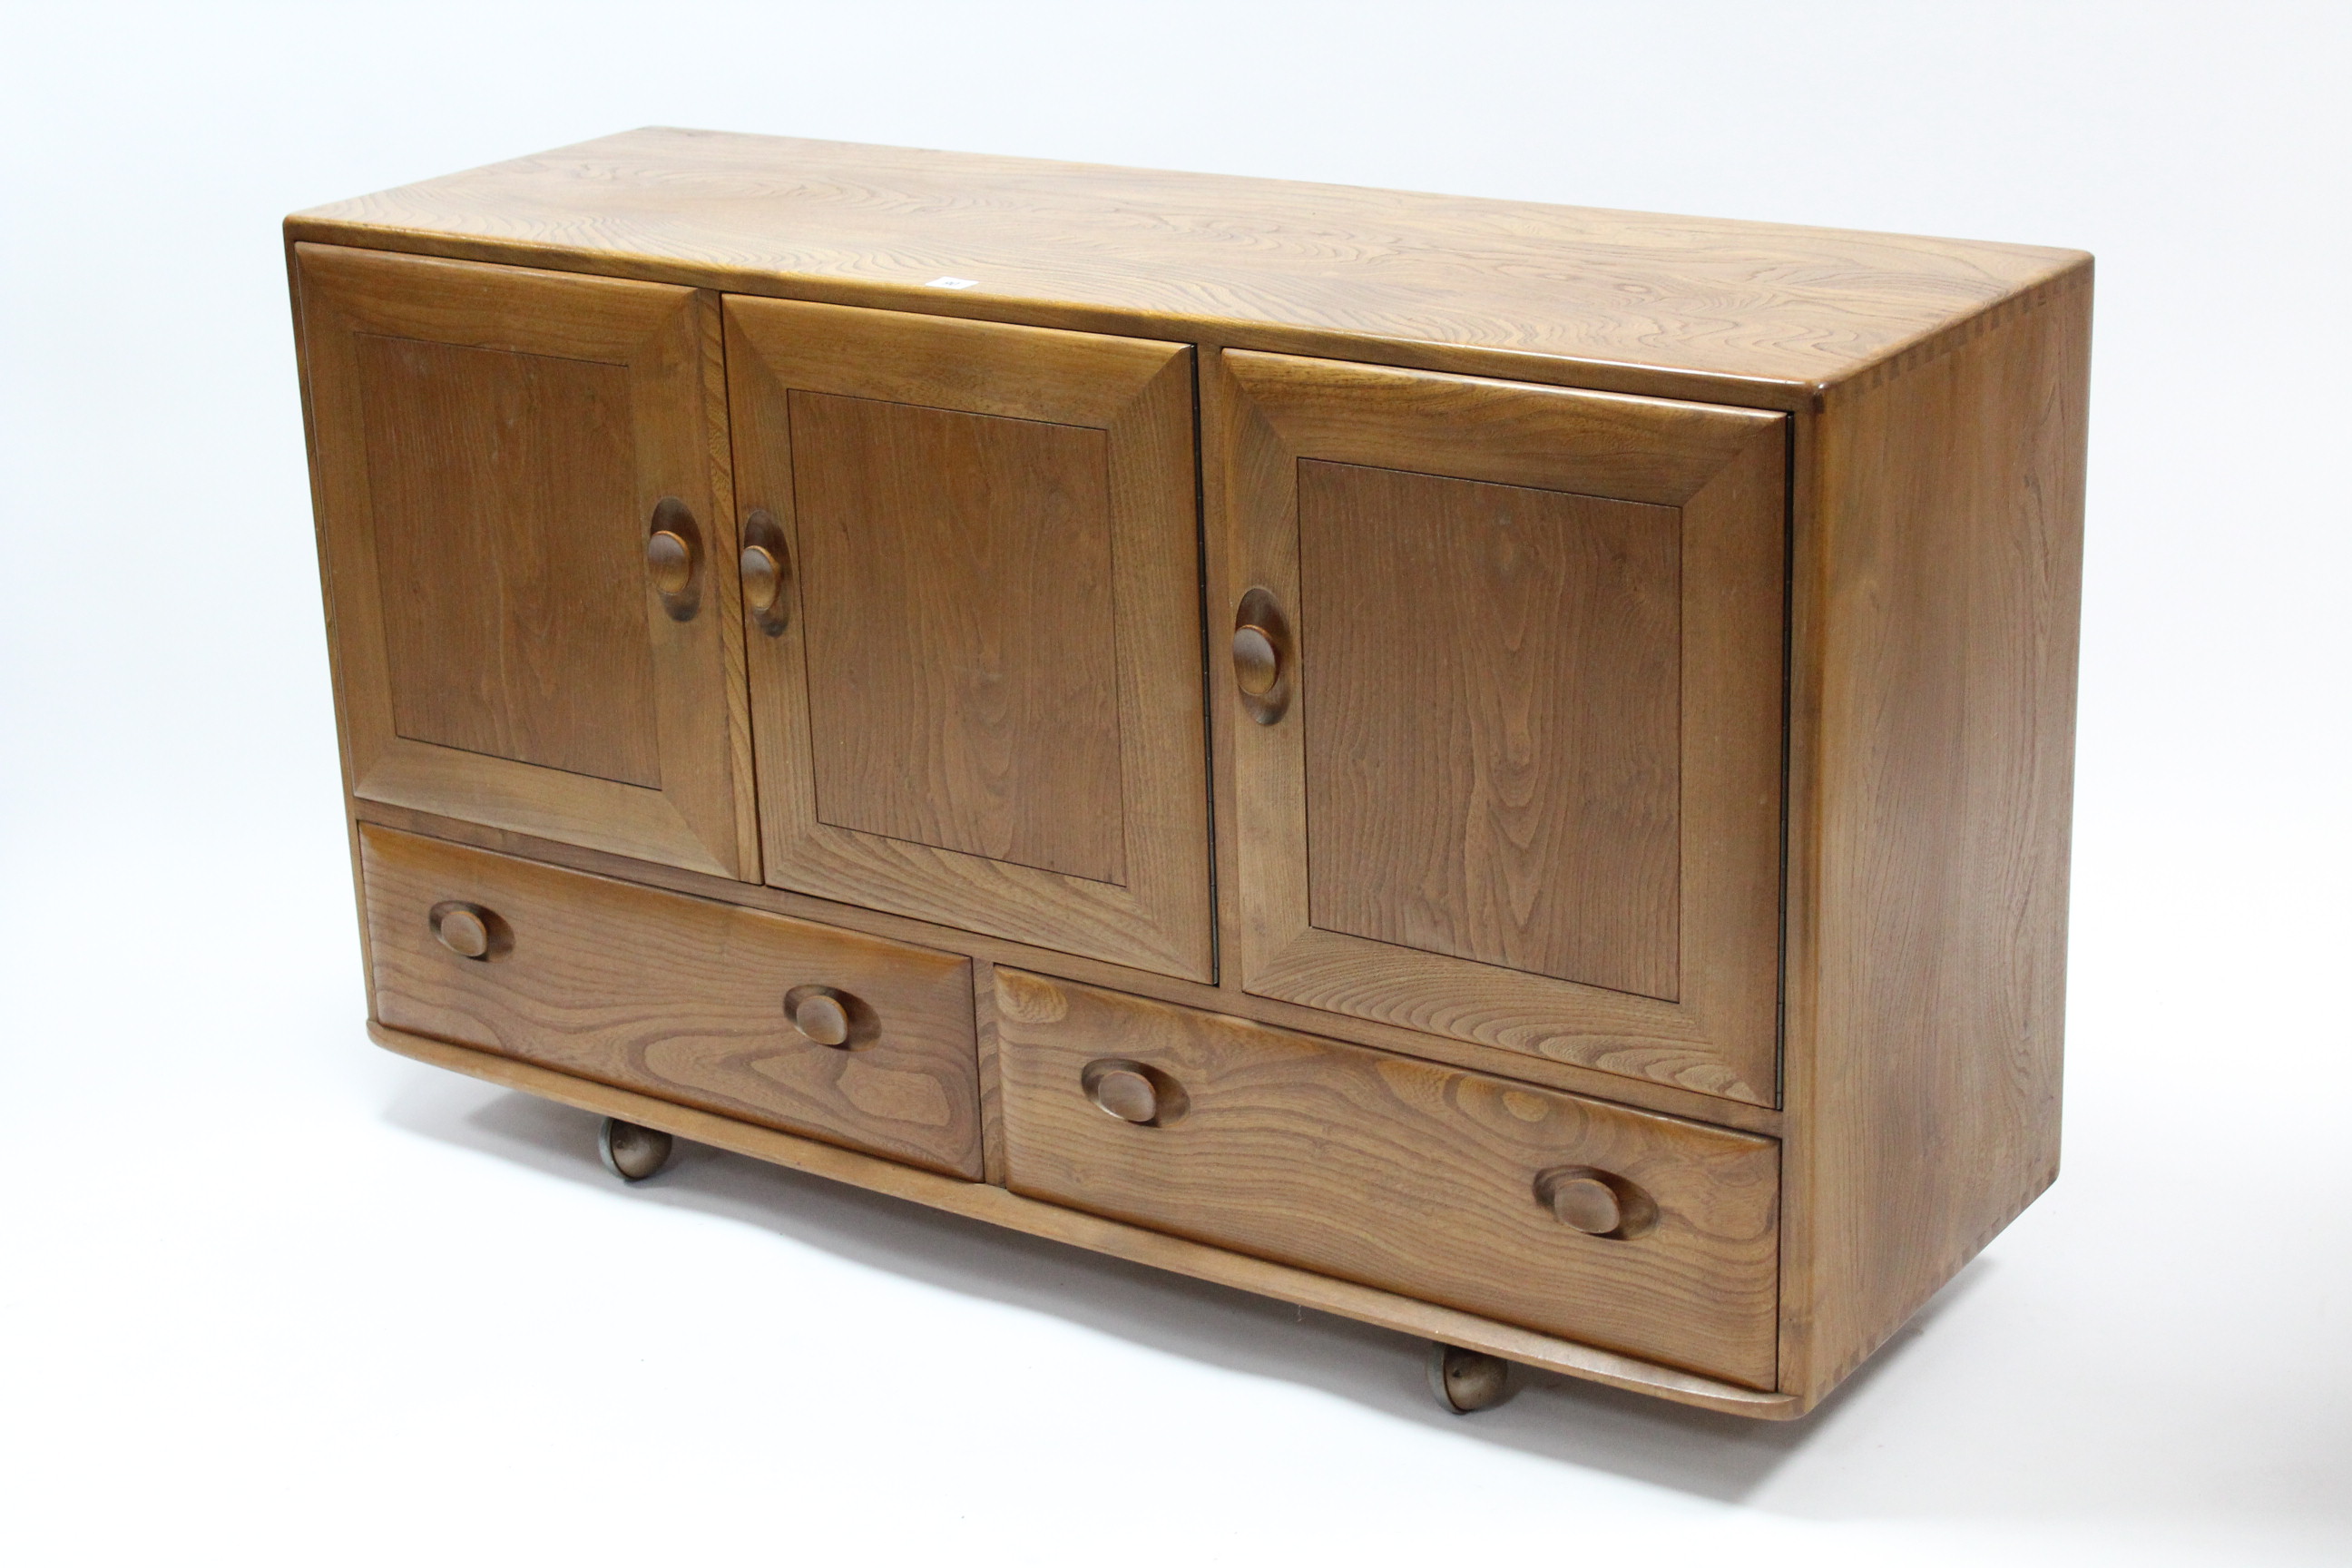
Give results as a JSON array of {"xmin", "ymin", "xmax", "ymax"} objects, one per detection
[
  {"xmin": 1777, "ymin": 264, "xmax": 2092, "ymax": 1403},
  {"xmin": 995, "ymin": 970, "xmax": 1781, "ymax": 1387},
  {"xmin": 372, "ymin": 1020, "xmax": 1804, "ymax": 1417},
  {"xmin": 360, "ymin": 825, "xmax": 983, "ymax": 1177},
  {"xmin": 1219, "ymin": 349, "xmax": 1787, "ymax": 1102},
  {"xmin": 295, "ymin": 243, "xmax": 757, "ymax": 877},
  {"xmin": 356, "ymin": 334, "xmax": 659, "ymax": 786},
  {"xmin": 725, "ymin": 297, "xmax": 1211, "ymax": 980},
  {"xmin": 287, "ymin": 128, "xmax": 2082, "ymax": 399},
  {"xmin": 791, "ymin": 391, "xmax": 1126, "ymax": 883},
  {"xmin": 1300, "ymin": 459, "xmax": 1681, "ymax": 997}
]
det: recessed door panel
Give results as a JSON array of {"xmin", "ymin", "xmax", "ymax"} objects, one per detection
[
  {"xmin": 1299, "ymin": 459, "xmax": 1682, "ymax": 998},
  {"xmin": 357, "ymin": 336, "xmax": 660, "ymax": 786},
  {"xmin": 791, "ymin": 392, "xmax": 1126, "ymax": 884},
  {"xmin": 297, "ymin": 245, "xmax": 755, "ymax": 877},
  {"xmin": 1217, "ymin": 350, "xmax": 1786, "ymax": 1104},
  {"xmin": 727, "ymin": 299, "xmax": 1210, "ymax": 981}
]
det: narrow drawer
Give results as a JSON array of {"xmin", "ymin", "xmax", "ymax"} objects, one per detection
[
  {"xmin": 362, "ymin": 827, "xmax": 983, "ymax": 1178},
  {"xmin": 995, "ymin": 970, "xmax": 1780, "ymax": 1387}
]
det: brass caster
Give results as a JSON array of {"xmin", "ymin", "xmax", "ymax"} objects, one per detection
[
  {"xmin": 1428, "ymin": 1343, "xmax": 1514, "ymax": 1414},
  {"xmin": 598, "ymin": 1117, "xmax": 673, "ymax": 1183}
]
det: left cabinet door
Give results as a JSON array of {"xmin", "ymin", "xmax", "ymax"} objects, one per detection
[{"xmin": 295, "ymin": 245, "xmax": 756, "ymax": 877}]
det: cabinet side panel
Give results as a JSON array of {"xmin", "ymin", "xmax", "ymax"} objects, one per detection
[{"xmin": 1783, "ymin": 266, "xmax": 2091, "ymax": 1403}]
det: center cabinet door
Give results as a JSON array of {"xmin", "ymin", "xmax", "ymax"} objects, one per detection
[
  {"xmin": 725, "ymin": 299, "xmax": 1212, "ymax": 982},
  {"xmin": 1215, "ymin": 352, "xmax": 1788, "ymax": 1104}
]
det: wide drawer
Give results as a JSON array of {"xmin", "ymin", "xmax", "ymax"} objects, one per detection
[
  {"xmin": 995, "ymin": 970, "xmax": 1780, "ymax": 1387},
  {"xmin": 362, "ymin": 827, "xmax": 983, "ymax": 1178}
]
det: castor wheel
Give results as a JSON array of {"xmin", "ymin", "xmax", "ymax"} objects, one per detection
[
  {"xmin": 598, "ymin": 1118, "xmax": 673, "ymax": 1182},
  {"xmin": 1428, "ymin": 1343, "xmax": 1515, "ymax": 1414}
]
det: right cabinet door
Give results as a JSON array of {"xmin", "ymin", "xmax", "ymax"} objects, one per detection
[{"xmin": 1217, "ymin": 352, "xmax": 1786, "ymax": 1105}]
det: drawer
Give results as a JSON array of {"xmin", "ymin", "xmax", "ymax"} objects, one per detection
[
  {"xmin": 362, "ymin": 827, "xmax": 983, "ymax": 1178},
  {"xmin": 995, "ymin": 970, "xmax": 1780, "ymax": 1387}
]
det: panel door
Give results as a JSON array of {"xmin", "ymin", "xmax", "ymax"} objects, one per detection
[
  {"xmin": 296, "ymin": 245, "xmax": 755, "ymax": 877},
  {"xmin": 726, "ymin": 299, "xmax": 1210, "ymax": 981},
  {"xmin": 1216, "ymin": 351, "xmax": 1786, "ymax": 1104}
]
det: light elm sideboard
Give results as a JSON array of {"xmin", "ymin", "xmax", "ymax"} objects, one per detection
[{"xmin": 289, "ymin": 128, "xmax": 2090, "ymax": 1419}]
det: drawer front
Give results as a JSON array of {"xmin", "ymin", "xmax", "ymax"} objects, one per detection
[
  {"xmin": 995, "ymin": 970, "xmax": 1780, "ymax": 1387},
  {"xmin": 363, "ymin": 827, "xmax": 982, "ymax": 1178}
]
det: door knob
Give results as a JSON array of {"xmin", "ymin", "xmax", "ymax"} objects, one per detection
[
  {"xmin": 1233, "ymin": 586, "xmax": 1292, "ymax": 725},
  {"xmin": 1232, "ymin": 625, "xmax": 1279, "ymax": 695},
  {"xmin": 646, "ymin": 497, "xmax": 703, "ymax": 621},
  {"xmin": 740, "ymin": 544, "xmax": 784, "ymax": 612},
  {"xmin": 647, "ymin": 530, "xmax": 693, "ymax": 593},
  {"xmin": 1534, "ymin": 1166, "xmax": 1657, "ymax": 1239},
  {"xmin": 739, "ymin": 508, "xmax": 793, "ymax": 637}
]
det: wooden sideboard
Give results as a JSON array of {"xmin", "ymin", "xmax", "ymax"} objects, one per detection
[{"xmin": 288, "ymin": 128, "xmax": 2090, "ymax": 1420}]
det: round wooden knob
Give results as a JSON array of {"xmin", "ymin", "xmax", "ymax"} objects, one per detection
[
  {"xmin": 1092, "ymin": 1067, "xmax": 1159, "ymax": 1124},
  {"xmin": 740, "ymin": 543, "xmax": 784, "ymax": 615},
  {"xmin": 1232, "ymin": 625, "xmax": 1279, "ymax": 696},
  {"xmin": 646, "ymin": 528, "xmax": 695, "ymax": 595},
  {"xmin": 1533, "ymin": 1165, "xmax": 1654, "ymax": 1239},
  {"xmin": 1081, "ymin": 1058, "xmax": 1187, "ymax": 1126},
  {"xmin": 790, "ymin": 990, "xmax": 853, "ymax": 1046},
  {"xmin": 431, "ymin": 904, "xmax": 491, "ymax": 959},
  {"xmin": 1546, "ymin": 1175, "xmax": 1622, "ymax": 1235},
  {"xmin": 1233, "ymin": 588, "xmax": 1291, "ymax": 725}
]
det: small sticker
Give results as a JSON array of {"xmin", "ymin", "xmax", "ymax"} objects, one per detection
[{"xmin": 925, "ymin": 276, "xmax": 980, "ymax": 289}]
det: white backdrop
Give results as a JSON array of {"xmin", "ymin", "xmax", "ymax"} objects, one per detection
[{"xmin": 4, "ymin": 4, "xmax": 2346, "ymax": 1563}]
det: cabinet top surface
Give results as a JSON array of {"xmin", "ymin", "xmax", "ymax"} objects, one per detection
[{"xmin": 289, "ymin": 126, "xmax": 2088, "ymax": 394}]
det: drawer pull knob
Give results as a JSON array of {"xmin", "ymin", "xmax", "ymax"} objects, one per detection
[
  {"xmin": 1233, "ymin": 586, "xmax": 1292, "ymax": 725},
  {"xmin": 1081, "ymin": 1058, "xmax": 1190, "ymax": 1127},
  {"xmin": 793, "ymin": 993, "xmax": 851, "ymax": 1046},
  {"xmin": 646, "ymin": 497, "xmax": 703, "ymax": 621},
  {"xmin": 1095, "ymin": 1067, "xmax": 1158, "ymax": 1123},
  {"xmin": 739, "ymin": 509, "xmax": 794, "ymax": 637},
  {"xmin": 1534, "ymin": 1166, "xmax": 1657, "ymax": 1239},
  {"xmin": 427, "ymin": 900, "xmax": 503, "ymax": 960},
  {"xmin": 1548, "ymin": 1175, "xmax": 1621, "ymax": 1234},
  {"xmin": 785, "ymin": 985, "xmax": 868, "ymax": 1048}
]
